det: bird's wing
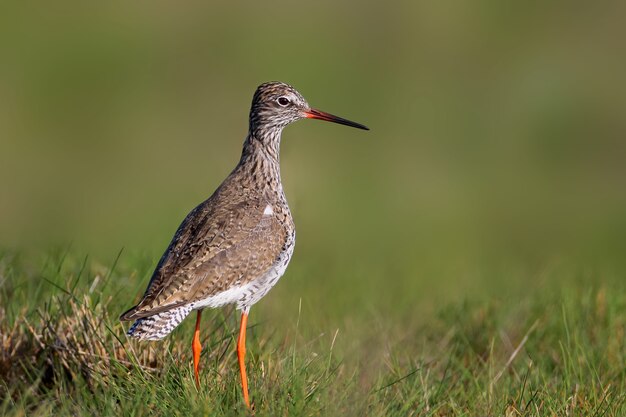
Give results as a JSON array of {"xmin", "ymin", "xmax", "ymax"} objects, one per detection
[{"xmin": 120, "ymin": 192, "xmax": 287, "ymax": 320}]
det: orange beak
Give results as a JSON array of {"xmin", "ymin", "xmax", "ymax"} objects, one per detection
[{"xmin": 304, "ymin": 108, "xmax": 369, "ymax": 130}]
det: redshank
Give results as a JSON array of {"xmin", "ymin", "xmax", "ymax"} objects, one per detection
[{"xmin": 120, "ymin": 81, "xmax": 368, "ymax": 408}]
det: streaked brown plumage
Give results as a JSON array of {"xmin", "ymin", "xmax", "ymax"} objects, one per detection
[{"xmin": 120, "ymin": 81, "xmax": 368, "ymax": 408}]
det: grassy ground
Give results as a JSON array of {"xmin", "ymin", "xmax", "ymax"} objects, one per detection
[{"xmin": 1, "ymin": 248, "xmax": 624, "ymax": 417}]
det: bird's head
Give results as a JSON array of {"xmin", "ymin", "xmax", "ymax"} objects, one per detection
[{"xmin": 249, "ymin": 81, "xmax": 369, "ymax": 135}]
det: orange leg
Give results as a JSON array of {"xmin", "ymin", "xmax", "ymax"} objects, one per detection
[
  {"xmin": 237, "ymin": 311, "xmax": 251, "ymax": 408},
  {"xmin": 192, "ymin": 310, "xmax": 202, "ymax": 389}
]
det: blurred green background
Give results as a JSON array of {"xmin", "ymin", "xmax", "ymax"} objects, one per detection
[{"xmin": 1, "ymin": 1, "xmax": 625, "ymax": 325}]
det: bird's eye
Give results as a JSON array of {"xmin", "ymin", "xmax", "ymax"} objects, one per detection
[{"xmin": 277, "ymin": 97, "xmax": 290, "ymax": 106}]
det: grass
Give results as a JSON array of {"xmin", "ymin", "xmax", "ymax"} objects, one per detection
[{"xmin": 1, "ymin": 248, "xmax": 625, "ymax": 417}]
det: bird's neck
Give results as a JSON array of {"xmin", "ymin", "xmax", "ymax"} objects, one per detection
[{"xmin": 238, "ymin": 130, "xmax": 283, "ymax": 188}]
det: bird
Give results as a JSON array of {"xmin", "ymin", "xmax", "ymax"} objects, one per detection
[{"xmin": 119, "ymin": 81, "xmax": 368, "ymax": 408}]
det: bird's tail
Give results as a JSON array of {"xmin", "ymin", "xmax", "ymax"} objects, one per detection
[{"xmin": 126, "ymin": 305, "xmax": 193, "ymax": 341}]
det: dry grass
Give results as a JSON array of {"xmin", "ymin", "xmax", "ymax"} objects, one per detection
[{"xmin": 0, "ymin": 273, "xmax": 236, "ymax": 412}]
